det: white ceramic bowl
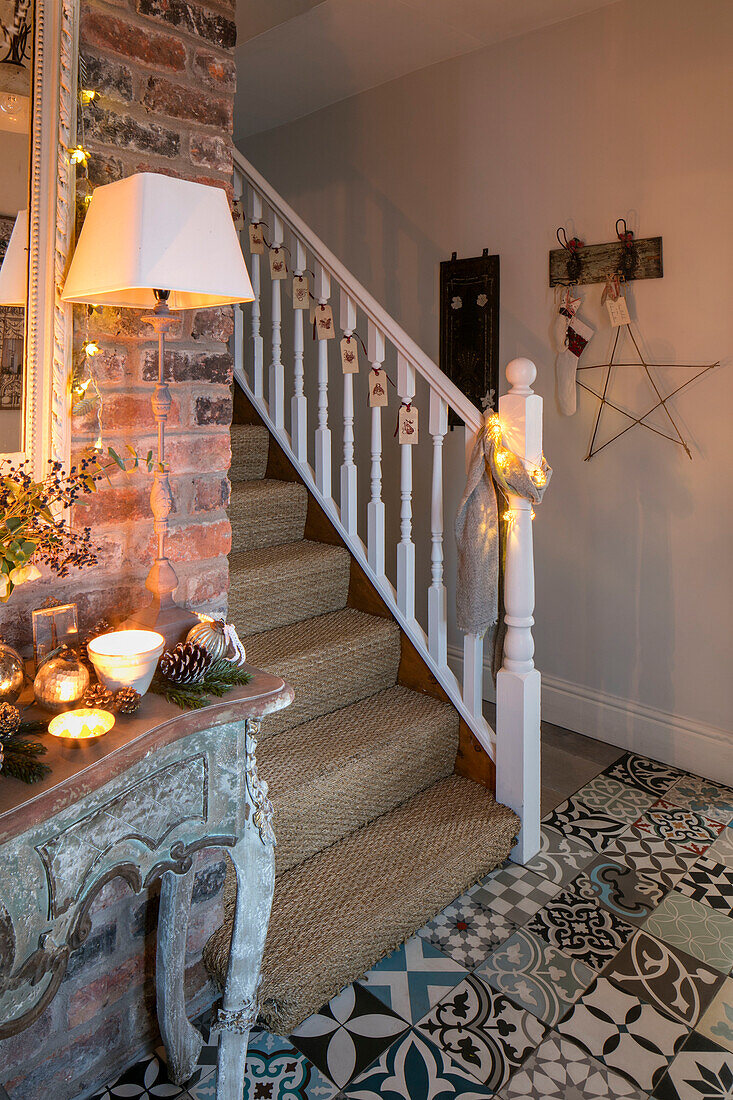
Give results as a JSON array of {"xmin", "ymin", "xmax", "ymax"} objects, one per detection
[{"xmin": 87, "ymin": 630, "xmax": 165, "ymax": 695}]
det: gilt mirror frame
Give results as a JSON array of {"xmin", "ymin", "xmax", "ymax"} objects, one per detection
[{"xmin": 4, "ymin": 0, "xmax": 79, "ymax": 476}]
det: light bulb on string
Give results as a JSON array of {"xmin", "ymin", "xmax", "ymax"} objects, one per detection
[{"xmin": 69, "ymin": 145, "xmax": 90, "ymax": 167}]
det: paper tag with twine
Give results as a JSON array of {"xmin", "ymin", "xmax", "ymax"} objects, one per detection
[
  {"xmin": 369, "ymin": 368, "xmax": 388, "ymax": 407},
  {"xmin": 293, "ymin": 275, "xmax": 309, "ymax": 309},
  {"xmin": 248, "ymin": 223, "xmax": 265, "ymax": 254},
  {"xmin": 269, "ymin": 247, "xmax": 288, "ymax": 280},
  {"xmin": 606, "ymin": 296, "xmax": 630, "ymax": 326},
  {"xmin": 398, "ymin": 402, "xmax": 418, "ymax": 443},
  {"xmin": 340, "ymin": 336, "xmax": 359, "ymax": 374},
  {"xmin": 231, "ymin": 200, "xmax": 245, "ymax": 230},
  {"xmin": 314, "ymin": 304, "xmax": 335, "ymax": 340}
]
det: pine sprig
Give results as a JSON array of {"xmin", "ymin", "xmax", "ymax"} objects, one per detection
[
  {"xmin": 1, "ymin": 733, "xmax": 51, "ymax": 783},
  {"xmin": 149, "ymin": 658, "xmax": 251, "ymax": 710}
]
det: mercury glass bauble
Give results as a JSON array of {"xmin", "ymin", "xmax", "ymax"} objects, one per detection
[
  {"xmin": 0, "ymin": 639, "xmax": 25, "ymax": 704},
  {"xmin": 33, "ymin": 649, "xmax": 90, "ymax": 712}
]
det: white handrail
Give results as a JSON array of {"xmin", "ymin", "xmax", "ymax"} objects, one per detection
[{"xmin": 233, "ymin": 148, "xmax": 483, "ymax": 434}]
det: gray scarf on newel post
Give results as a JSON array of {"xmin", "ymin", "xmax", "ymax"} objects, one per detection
[{"xmin": 455, "ymin": 412, "xmax": 551, "ymax": 674}]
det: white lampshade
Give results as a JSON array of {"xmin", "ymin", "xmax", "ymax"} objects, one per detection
[
  {"xmin": 61, "ymin": 173, "xmax": 254, "ymax": 309},
  {"xmin": 0, "ymin": 208, "xmax": 28, "ymax": 305}
]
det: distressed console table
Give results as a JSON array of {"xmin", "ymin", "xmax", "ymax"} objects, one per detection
[{"xmin": 0, "ymin": 666, "xmax": 292, "ymax": 1100}]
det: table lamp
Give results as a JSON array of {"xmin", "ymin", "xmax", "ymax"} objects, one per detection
[
  {"xmin": 0, "ymin": 208, "xmax": 28, "ymax": 304},
  {"xmin": 62, "ymin": 173, "xmax": 254, "ymax": 646}
]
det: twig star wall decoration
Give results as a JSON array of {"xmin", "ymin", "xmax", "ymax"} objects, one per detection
[{"xmin": 577, "ymin": 323, "xmax": 719, "ymax": 461}]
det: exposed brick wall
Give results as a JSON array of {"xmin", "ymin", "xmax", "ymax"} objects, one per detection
[
  {"xmin": 2, "ymin": 0, "xmax": 237, "ymax": 649},
  {"xmin": 1, "ymin": 0, "xmax": 237, "ymax": 1094}
]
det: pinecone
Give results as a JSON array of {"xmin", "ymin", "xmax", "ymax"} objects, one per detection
[
  {"xmin": 159, "ymin": 642, "xmax": 212, "ymax": 684},
  {"xmin": 114, "ymin": 687, "xmax": 141, "ymax": 715},
  {"xmin": 0, "ymin": 702, "xmax": 20, "ymax": 737},
  {"xmin": 82, "ymin": 683, "xmax": 115, "ymax": 710}
]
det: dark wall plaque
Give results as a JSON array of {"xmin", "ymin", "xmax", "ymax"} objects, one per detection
[{"xmin": 440, "ymin": 250, "xmax": 499, "ymax": 427}]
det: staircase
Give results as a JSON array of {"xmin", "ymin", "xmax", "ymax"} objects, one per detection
[
  {"xmin": 202, "ymin": 417, "xmax": 519, "ymax": 1033},
  {"xmin": 201, "ymin": 150, "xmax": 547, "ymax": 1037}
]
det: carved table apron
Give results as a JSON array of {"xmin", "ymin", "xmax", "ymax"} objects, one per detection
[{"xmin": 0, "ymin": 668, "xmax": 292, "ymax": 1100}]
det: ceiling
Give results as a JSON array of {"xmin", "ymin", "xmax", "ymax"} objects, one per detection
[{"xmin": 234, "ymin": 0, "xmax": 618, "ymax": 138}]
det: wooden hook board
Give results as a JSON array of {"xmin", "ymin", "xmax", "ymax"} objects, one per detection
[{"xmin": 549, "ymin": 235, "xmax": 663, "ymax": 286}]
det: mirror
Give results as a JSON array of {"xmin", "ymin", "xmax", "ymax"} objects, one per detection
[{"xmin": 0, "ymin": 1, "xmax": 32, "ymax": 456}]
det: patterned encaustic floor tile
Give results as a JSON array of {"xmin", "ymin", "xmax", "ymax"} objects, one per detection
[
  {"xmin": 542, "ymin": 795, "xmax": 629, "ymax": 853},
  {"xmin": 696, "ymin": 976, "xmax": 733, "ymax": 1054},
  {"xmin": 665, "ymin": 774, "xmax": 733, "ymax": 824},
  {"xmin": 88, "ymin": 1049, "xmax": 202, "ymax": 1099},
  {"xmin": 603, "ymin": 752, "xmax": 684, "ymax": 797},
  {"xmin": 573, "ymin": 855, "xmax": 667, "ymax": 925},
  {"xmin": 602, "ymin": 928, "xmax": 723, "ymax": 1028},
  {"xmin": 418, "ymin": 891, "xmax": 517, "ymax": 968},
  {"xmin": 476, "ymin": 926, "xmax": 595, "ymax": 1026},
  {"xmin": 556, "ymin": 975, "xmax": 689, "ymax": 1093},
  {"xmin": 339, "ymin": 1028, "xmax": 496, "ymax": 1098},
  {"xmin": 631, "ymin": 799, "xmax": 725, "ymax": 855},
  {"xmin": 360, "ymin": 933, "xmax": 468, "ymax": 1024},
  {"xmin": 525, "ymin": 884, "xmax": 636, "ymax": 971},
  {"xmin": 651, "ymin": 1031, "xmax": 733, "ymax": 1099},
  {"xmin": 677, "ymin": 856, "xmax": 733, "ymax": 917},
  {"xmin": 468, "ymin": 863, "xmax": 560, "ymax": 926},
  {"xmin": 186, "ymin": 1029, "xmax": 337, "ymax": 1099},
  {"xmin": 416, "ymin": 972, "xmax": 547, "ymax": 1092},
  {"xmin": 289, "ymin": 982, "xmax": 408, "ymax": 1091},
  {"xmin": 524, "ymin": 825, "xmax": 596, "ymax": 887},
  {"xmin": 498, "ymin": 1032, "xmax": 647, "ymax": 1099},
  {"xmin": 642, "ymin": 891, "xmax": 733, "ymax": 974},
  {"xmin": 571, "ymin": 774, "xmax": 657, "ymax": 824},
  {"xmin": 604, "ymin": 827, "xmax": 703, "ymax": 891},
  {"xmin": 705, "ymin": 827, "xmax": 733, "ymax": 868}
]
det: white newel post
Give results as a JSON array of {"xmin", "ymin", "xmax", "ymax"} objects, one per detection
[
  {"xmin": 291, "ymin": 239, "xmax": 308, "ymax": 463},
  {"xmin": 249, "ymin": 190, "xmax": 264, "ymax": 399},
  {"xmin": 269, "ymin": 214, "xmax": 285, "ymax": 429},
  {"xmin": 367, "ymin": 321, "xmax": 386, "ymax": 579},
  {"xmin": 396, "ymin": 354, "xmax": 416, "ymax": 620},
  {"xmin": 340, "ymin": 289, "xmax": 358, "ymax": 536},
  {"xmin": 428, "ymin": 388, "xmax": 448, "ymax": 666},
  {"xmin": 462, "ymin": 427, "xmax": 485, "ymax": 722},
  {"xmin": 496, "ymin": 357, "xmax": 542, "ymax": 864},
  {"xmin": 314, "ymin": 261, "xmax": 332, "ymax": 499}
]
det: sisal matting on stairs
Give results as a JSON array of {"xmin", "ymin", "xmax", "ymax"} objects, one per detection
[
  {"xmin": 228, "ymin": 479, "xmax": 307, "ymax": 551},
  {"xmin": 230, "ymin": 424, "xmax": 269, "ymax": 481},
  {"xmin": 260, "ymin": 685, "xmax": 460, "ymax": 874},
  {"xmin": 203, "ymin": 775, "xmax": 519, "ymax": 1035}
]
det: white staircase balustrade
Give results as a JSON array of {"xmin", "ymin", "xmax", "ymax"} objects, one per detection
[{"xmin": 232, "ymin": 150, "xmax": 543, "ymax": 861}]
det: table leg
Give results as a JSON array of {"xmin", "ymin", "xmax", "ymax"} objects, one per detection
[
  {"xmin": 156, "ymin": 866, "xmax": 204, "ymax": 1084},
  {"xmin": 213, "ymin": 829, "xmax": 275, "ymax": 1100}
]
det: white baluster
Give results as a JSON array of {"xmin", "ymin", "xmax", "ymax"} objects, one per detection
[
  {"xmin": 367, "ymin": 321, "xmax": 386, "ymax": 579},
  {"xmin": 249, "ymin": 190, "xmax": 264, "ymax": 399},
  {"xmin": 428, "ymin": 388, "xmax": 448, "ymax": 665},
  {"xmin": 396, "ymin": 354, "xmax": 416, "ymax": 620},
  {"xmin": 339, "ymin": 289, "xmax": 358, "ymax": 536},
  {"xmin": 314, "ymin": 260, "xmax": 332, "ymax": 499},
  {"xmin": 291, "ymin": 239, "xmax": 308, "ymax": 464},
  {"xmin": 232, "ymin": 169, "xmax": 245, "ymax": 384},
  {"xmin": 268, "ymin": 213, "xmax": 285, "ymax": 429},
  {"xmin": 496, "ymin": 357, "xmax": 542, "ymax": 864}
]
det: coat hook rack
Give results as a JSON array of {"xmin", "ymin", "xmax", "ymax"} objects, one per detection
[{"xmin": 549, "ymin": 220, "xmax": 663, "ymax": 287}]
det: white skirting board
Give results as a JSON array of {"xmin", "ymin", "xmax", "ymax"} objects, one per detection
[{"xmin": 447, "ymin": 646, "xmax": 733, "ymax": 788}]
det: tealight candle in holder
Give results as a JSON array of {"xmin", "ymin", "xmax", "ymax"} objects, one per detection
[
  {"xmin": 48, "ymin": 708, "xmax": 115, "ymax": 741},
  {"xmin": 87, "ymin": 630, "xmax": 165, "ymax": 695}
]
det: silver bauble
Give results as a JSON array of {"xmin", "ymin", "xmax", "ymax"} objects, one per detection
[
  {"xmin": 33, "ymin": 649, "xmax": 90, "ymax": 712},
  {"xmin": 0, "ymin": 639, "xmax": 25, "ymax": 704},
  {"xmin": 185, "ymin": 619, "xmax": 228, "ymax": 661}
]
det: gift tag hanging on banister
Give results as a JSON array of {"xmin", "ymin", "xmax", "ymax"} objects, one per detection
[
  {"xmin": 398, "ymin": 401, "xmax": 418, "ymax": 443},
  {"xmin": 293, "ymin": 274, "xmax": 309, "ymax": 309},
  {"xmin": 340, "ymin": 335, "xmax": 359, "ymax": 374},
  {"xmin": 248, "ymin": 222, "xmax": 265, "ymax": 254},
  {"xmin": 231, "ymin": 200, "xmax": 245, "ymax": 231},
  {"xmin": 314, "ymin": 303, "xmax": 335, "ymax": 340},
  {"xmin": 269, "ymin": 246, "xmax": 288, "ymax": 279},
  {"xmin": 369, "ymin": 367, "xmax": 388, "ymax": 407}
]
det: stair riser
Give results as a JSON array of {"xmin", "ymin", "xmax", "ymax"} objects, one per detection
[
  {"xmin": 229, "ymin": 482, "xmax": 307, "ymax": 552},
  {"xmin": 229, "ymin": 548, "xmax": 350, "ymax": 636},
  {"xmin": 271, "ymin": 725, "xmax": 458, "ymax": 874},
  {"xmin": 230, "ymin": 427, "xmax": 269, "ymax": 481}
]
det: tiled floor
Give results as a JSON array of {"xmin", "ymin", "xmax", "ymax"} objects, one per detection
[{"xmin": 85, "ymin": 733, "xmax": 733, "ymax": 1100}]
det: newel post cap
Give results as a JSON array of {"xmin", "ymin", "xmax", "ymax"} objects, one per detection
[{"xmin": 506, "ymin": 357, "xmax": 536, "ymax": 393}]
